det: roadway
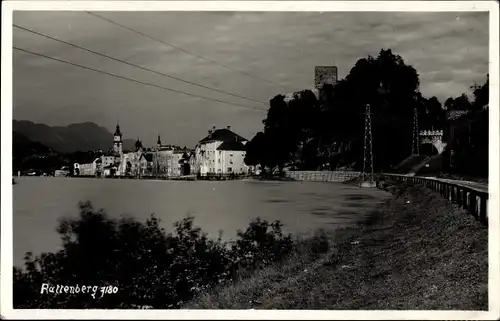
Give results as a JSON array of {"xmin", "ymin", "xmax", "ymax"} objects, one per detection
[{"xmin": 382, "ymin": 173, "xmax": 489, "ymax": 193}]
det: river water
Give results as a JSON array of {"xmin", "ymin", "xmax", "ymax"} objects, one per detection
[{"xmin": 13, "ymin": 177, "xmax": 390, "ymax": 267}]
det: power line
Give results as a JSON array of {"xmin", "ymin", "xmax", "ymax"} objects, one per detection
[
  {"xmin": 14, "ymin": 46, "xmax": 267, "ymax": 112},
  {"xmin": 14, "ymin": 24, "xmax": 267, "ymax": 106},
  {"xmin": 86, "ymin": 11, "xmax": 297, "ymax": 92}
]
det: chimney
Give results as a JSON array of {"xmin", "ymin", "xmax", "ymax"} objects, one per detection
[
  {"xmin": 208, "ymin": 129, "xmax": 213, "ymax": 135},
  {"xmin": 212, "ymin": 125, "xmax": 216, "ymax": 131},
  {"xmin": 227, "ymin": 125, "xmax": 231, "ymax": 130}
]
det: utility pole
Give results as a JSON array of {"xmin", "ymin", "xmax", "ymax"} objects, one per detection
[
  {"xmin": 361, "ymin": 103, "xmax": 375, "ymax": 187},
  {"xmin": 412, "ymin": 106, "xmax": 420, "ymax": 155},
  {"xmin": 470, "ymin": 82, "xmax": 481, "ymax": 90}
]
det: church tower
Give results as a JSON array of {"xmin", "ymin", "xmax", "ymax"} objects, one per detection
[
  {"xmin": 157, "ymin": 134, "xmax": 162, "ymax": 150},
  {"xmin": 113, "ymin": 123, "xmax": 123, "ymax": 154}
]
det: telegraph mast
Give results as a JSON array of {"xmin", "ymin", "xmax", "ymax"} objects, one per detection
[
  {"xmin": 361, "ymin": 103, "xmax": 375, "ymax": 187},
  {"xmin": 412, "ymin": 106, "xmax": 420, "ymax": 155}
]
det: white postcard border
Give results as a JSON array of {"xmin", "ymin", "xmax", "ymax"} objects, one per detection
[{"xmin": 1, "ymin": 1, "xmax": 498, "ymax": 320}]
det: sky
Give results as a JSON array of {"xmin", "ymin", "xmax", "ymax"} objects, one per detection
[{"xmin": 13, "ymin": 11, "xmax": 489, "ymax": 147}]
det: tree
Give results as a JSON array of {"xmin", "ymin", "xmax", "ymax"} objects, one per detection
[
  {"xmin": 417, "ymin": 95, "xmax": 445, "ymax": 130},
  {"xmin": 444, "ymin": 75, "xmax": 489, "ymax": 178},
  {"xmin": 248, "ymin": 48, "xmax": 428, "ymax": 172},
  {"xmin": 325, "ymin": 49, "xmax": 421, "ymax": 170},
  {"xmin": 448, "ymin": 93, "xmax": 473, "ymax": 111},
  {"xmin": 444, "ymin": 97, "xmax": 455, "ymax": 110},
  {"xmin": 472, "ymin": 74, "xmax": 489, "ymax": 109},
  {"xmin": 245, "ymin": 90, "xmax": 324, "ymax": 172}
]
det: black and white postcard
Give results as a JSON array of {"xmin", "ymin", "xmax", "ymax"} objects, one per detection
[{"xmin": 1, "ymin": 1, "xmax": 498, "ymax": 319}]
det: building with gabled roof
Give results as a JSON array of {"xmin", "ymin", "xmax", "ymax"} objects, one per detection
[
  {"xmin": 198, "ymin": 126, "xmax": 247, "ymax": 144},
  {"xmin": 195, "ymin": 126, "xmax": 250, "ymax": 176}
]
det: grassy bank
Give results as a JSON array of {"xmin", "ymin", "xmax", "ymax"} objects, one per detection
[{"xmin": 186, "ymin": 182, "xmax": 488, "ymax": 310}]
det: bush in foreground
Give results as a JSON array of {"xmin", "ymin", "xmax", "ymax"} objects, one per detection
[{"xmin": 13, "ymin": 201, "xmax": 294, "ymax": 309}]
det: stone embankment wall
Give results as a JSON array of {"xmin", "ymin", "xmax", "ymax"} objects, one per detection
[{"xmin": 284, "ymin": 171, "xmax": 361, "ymax": 183}]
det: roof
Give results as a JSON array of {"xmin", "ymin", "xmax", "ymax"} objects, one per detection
[
  {"xmin": 141, "ymin": 153, "xmax": 154, "ymax": 162},
  {"xmin": 114, "ymin": 124, "xmax": 122, "ymax": 136},
  {"xmin": 217, "ymin": 141, "xmax": 247, "ymax": 151},
  {"xmin": 199, "ymin": 128, "xmax": 247, "ymax": 144}
]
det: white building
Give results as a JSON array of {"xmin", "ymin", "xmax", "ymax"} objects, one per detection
[
  {"xmin": 195, "ymin": 126, "xmax": 250, "ymax": 176},
  {"xmin": 74, "ymin": 158, "xmax": 100, "ymax": 176},
  {"xmin": 101, "ymin": 155, "xmax": 116, "ymax": 168}
]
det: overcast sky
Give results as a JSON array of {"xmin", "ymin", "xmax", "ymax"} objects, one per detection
[{"xmin": 13, "ymin": 11, "xmax": 489, "ymax": 147}]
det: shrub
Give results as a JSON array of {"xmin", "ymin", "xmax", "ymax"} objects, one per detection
[
  {"xmin": 13, "ymin": 201, "xmax": 293, "ymax": 309},
  {"xmin": 308, "ymin": 229, "xmax": 330, "ymax": 256},
  {"xmin": 231, "ymin": 218, "xmax": 294, "ymax": 269}
]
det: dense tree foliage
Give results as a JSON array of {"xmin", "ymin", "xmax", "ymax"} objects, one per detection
[
  {"xmin": 246, "ymin": 49, "xmax": 432, "ymax": 172},
  {"xmin": 245, "ymin": 49, "xmax": 488, "ymax": 175},
  {"xmin": 443, "ymin": 74, "xmax": 489, "ymax": 178},
  {"xmin": 444, "ymin": 75, "xmax": 489, "ymax": 111},
  {"xmin": 14, "ymin": 202, "xmax": 294, "ymax": 308}
]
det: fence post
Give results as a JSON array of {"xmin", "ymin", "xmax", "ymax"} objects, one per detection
[
  {"xmin": 451, "ymin": 186, "xmax": 456, "ymax": 203},
  {"xmin": 468, "ymin": 193, "xmax": 478, "ymax": 218},
  {"xmin": 463, "ymin": 191, "xmax": 470, "ymax": 210},
  {"xmin": 479, "ymin": 196, "xmax": 488, "ymax": 225}
]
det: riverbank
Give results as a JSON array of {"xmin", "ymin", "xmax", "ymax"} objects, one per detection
[
  {"xmin": 186, "ymin": 181, "xmax": 488, "ymax": 310},
  {"xmin": 40, "ymin": 174, "xmax": 291, "ymax": 182}
]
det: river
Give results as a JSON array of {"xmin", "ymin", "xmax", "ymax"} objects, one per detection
[{"xmin": 13, "ymin": 176, "xmax": 390, "ymax": 267}]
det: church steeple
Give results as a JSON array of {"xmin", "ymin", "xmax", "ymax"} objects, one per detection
[
  {"xmin": 114, "ymin": 121, "xmax": 122, "ymax": 136},
  {"xmin": 157, "ymin": 134, "xmax": 162, "ymax": 146},
  {"xmin": 113, "ymin": 121, "xmax": 123, "ymax": 154},
  {"xmin": 135, "ymin": 137, "xmax": 143, "ymax": 152}
]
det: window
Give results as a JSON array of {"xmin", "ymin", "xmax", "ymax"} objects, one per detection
[
  {"xmin": 228, "ymin": 167, "xmax": 232, "ymax": 172},
  {"xmin": 229, "ymin": 153, "xmax": 233, "ymax": 157},
  {"xmin": 218, "ymin": 159, "xmax": 221, "ymax": 163},
  {"xmin": 229, "ymin": 160, "xmax": 233, "ymax": 164}
]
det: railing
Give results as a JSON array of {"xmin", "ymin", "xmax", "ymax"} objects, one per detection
[
  {"xmin": 380, "ymin": 173, "xmax": 489, "ymax": 226},
  {"xmin": 284, "ymin": 171, "xmax": 361, "ymax": 183}
]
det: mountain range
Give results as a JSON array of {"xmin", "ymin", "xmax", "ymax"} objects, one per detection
[{"xmin": 13, "ymin": 120, "xmax": 136, "ymax": 153}]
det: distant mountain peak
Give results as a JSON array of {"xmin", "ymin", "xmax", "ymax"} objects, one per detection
[{"xmin": 13, "ymin": 119, "xmax": 135, "ymax": 153}]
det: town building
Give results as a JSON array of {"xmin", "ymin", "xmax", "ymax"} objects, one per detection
[
  {"xmin": 73, "ymin": 123, "xmax": 193, "ymax": 178},
  {"xmin": 118, "ymin": 139, "xmax": 145, "ymax": 176},
  {"xmin": 113, "ymin": 123, "xmax": 123, "ymax": 154},
  {"xmin": 195, "ymin": 126, "xmax": 250, "ymax": 176},
  {"xmin": 74, "ymin": 157, "xmax": 101, "ymax": 176}
]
